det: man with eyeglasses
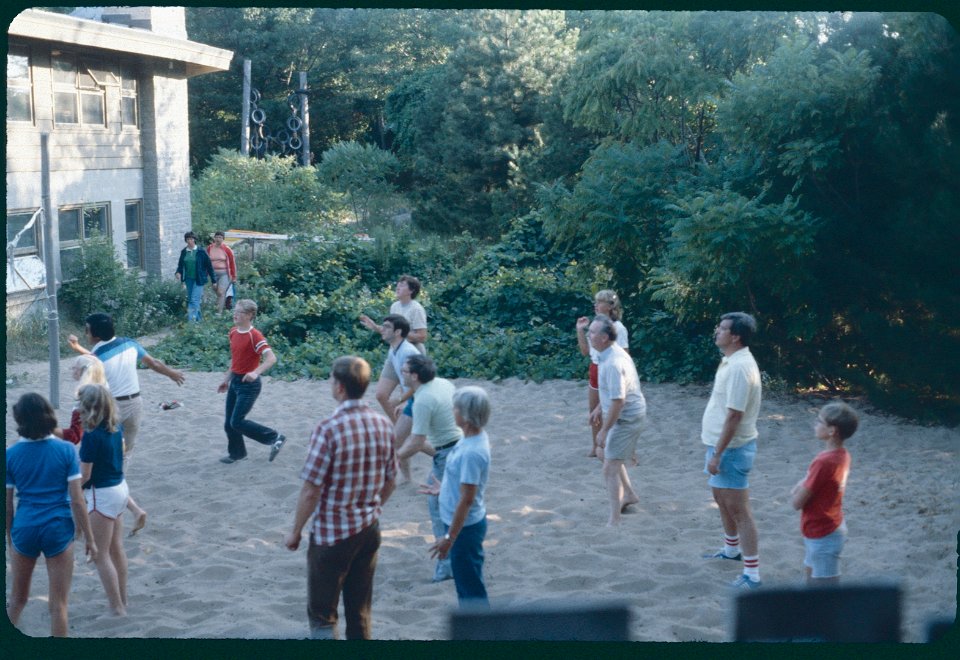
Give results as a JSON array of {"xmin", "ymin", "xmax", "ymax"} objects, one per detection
[
  {"xmin": 700, "ymin": 312, "xmax": 763, "ymax": 589},
  {"xmin": 399, "ymin": 354, "xmax": 460, "ymax": 583}
]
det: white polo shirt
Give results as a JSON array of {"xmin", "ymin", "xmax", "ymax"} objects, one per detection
[
  {"xmin": 701, "ymin": 347, "xmax": 761, "ymax": 448},
  {"xmin": 596, "ymin": 343, "xmax": 646, "ymax": 420},
  {"xmin": 91, "ymin": 336, "xmax": 147, "ymax": 398}
]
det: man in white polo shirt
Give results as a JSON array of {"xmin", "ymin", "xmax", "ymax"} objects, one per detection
[
  {"xmin": 700, "ymin": 312, "xmax": 763, "ymax": 589},
  {"xmin": 68, "ymin": 312, "xmax": 185, "ymax": 453},
  {"xmin": 584, "ymin": 314, "xmax": 646, "ymax": 527}
]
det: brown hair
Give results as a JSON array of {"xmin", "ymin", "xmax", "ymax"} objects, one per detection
[{"xmin": 331, "ymin": 356, "xmax": 371, "ymax": 399}]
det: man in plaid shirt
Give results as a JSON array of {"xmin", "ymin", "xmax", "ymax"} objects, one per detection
[{"xmin": 284, "ymin": 356, "xmax": 398, "ymax": 639}]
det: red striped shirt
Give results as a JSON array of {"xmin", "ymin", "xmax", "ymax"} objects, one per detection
[
  {"xmin": 301, "ymin": 399, "xmax": 397, "ymax": 545},
  {"xmin": 229, "ymin": 326, "xmax": 270, "ymax": 375}
]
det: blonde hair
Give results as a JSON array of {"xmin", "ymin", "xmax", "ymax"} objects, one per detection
[
  {"xmin": 78, "ymin": 384, "xmax": 118, "ymax": 432},
  {"xmin": 595, "ymin": 289, "xmax": 623, "ymax": 321},
  {"xmin": 235, "ymin": 298, "xmax": 258, "ymax": 317},
  {"xmin": 74, "ymin": 354, "xmax": 108, "ymax": 398}
]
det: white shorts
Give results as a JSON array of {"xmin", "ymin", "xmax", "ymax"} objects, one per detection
[{"xmin": 85, "ymin": 481, "xmax": 130, "ymax": 519}]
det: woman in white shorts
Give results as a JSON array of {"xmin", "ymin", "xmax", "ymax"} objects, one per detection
[{"xmin": 77, "ymin": 384, "xmax": 130, "ymax": 616}]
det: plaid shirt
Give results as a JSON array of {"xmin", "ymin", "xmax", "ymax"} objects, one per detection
[{"xmin": 301, "ymin": 399, "xmax": 398, "ymax": 546}]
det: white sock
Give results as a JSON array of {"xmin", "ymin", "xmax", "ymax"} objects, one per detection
[
  {"xmin": 743, "ymin": 555, "xmax": 760, "ymax": 580},
  {"xmin": 724, "ymin": 534, "xmax": 740, "ymax": 557}
]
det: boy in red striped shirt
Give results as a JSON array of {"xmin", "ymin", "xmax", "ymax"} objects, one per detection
[{"xmin": 217, "ymin": 299, "xmax": 285, "ymax": 464}]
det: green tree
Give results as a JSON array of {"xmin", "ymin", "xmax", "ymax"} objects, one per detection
[
  {"xmin": 186, "ymin": 8, "xmax": 459, "ymax": 173},
  {"xmin": 190, "ymin": 149, "xmax": 336, "ymax": 239},
  {"xmin": 387, "ymin": 9, "xmax": 579, "ymax": 236},
  {"xmin": 316, "ymin": 141, "xmax": 403, "ymax": 230}
]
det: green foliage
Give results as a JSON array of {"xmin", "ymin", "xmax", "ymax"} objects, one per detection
[
  {"xmin": 651, "ymin": 187, "xmax": 820, "ymax": 325},
  {"xmin": 386, "ymin": 10, "xmax": 578, "ymax": 236},
  {"xmin": 171, "ymin": 9, "xmax": 959, "ymax": 423},
  {"xmin": 316, "ymin": 141, "xmax": 404, "ymax": 229},
  {"xmin": 190, "ymin": 149, "xmax": 337, "ymax": 241},
  {"xmin": 58, "ymin": 236, "xmax": 183, "ymax": 338}
]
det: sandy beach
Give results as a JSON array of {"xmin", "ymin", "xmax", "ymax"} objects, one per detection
[{"xmin": 4, "ymin": 357, "xmax": 958, "ymax": 642}]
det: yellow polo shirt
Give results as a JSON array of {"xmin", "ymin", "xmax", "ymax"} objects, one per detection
[{"xmin": 701, "ymin": 347, "xmax": 761, "ymax": 448}]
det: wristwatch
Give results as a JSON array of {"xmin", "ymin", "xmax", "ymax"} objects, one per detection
[{"xmin": 443, "ymin": 533, "xmax": 452, "ymax": 542}]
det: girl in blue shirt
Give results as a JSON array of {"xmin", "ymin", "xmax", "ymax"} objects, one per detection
[
  {"xmin": 6, "ymin": 392, "xmax": 97, "ymax": 636},
  {"xmin": 77, "ymin": 384, "xmax": 130, "ymax": 616}
]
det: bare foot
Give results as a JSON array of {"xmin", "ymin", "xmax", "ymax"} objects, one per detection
[
  {"xmin": 620, "ymin": 495, "xmax": 640, "ymax": 513},
  {"xmin": 587, "ymin": 450, "xmax": 598, "ymax": 458},
  {"xmin": 606, "ymin": 517, "xmax": 621, "ymax": 527},
  {"xmin": 129, "ymin": 511, "xmax": 147, "ymax": 537}
]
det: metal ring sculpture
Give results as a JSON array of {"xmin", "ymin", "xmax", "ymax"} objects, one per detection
[{"xmin": 248, "ymin": 87, "xmax": 306, "ymax": 160}]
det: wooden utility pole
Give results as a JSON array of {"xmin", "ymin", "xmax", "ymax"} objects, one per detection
[
  {"xmin": 299, "ymin": 71, "xmax": 310, "ymax": 166},
  {"xmin": 241, "ymin": 59, "xmax": 251, "ymax": 155},
  {"xmin": 41, "ymin": 132, "xmax": 61, "ymax": 408}
]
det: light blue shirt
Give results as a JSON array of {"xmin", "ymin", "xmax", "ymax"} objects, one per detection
[
  {"xmin": 438, "ymin": 431, "xmax": 490, "ymax": 527},
  {"xmin": 388, "ymin": 339, "xmax": 421, "ymax": 395}
]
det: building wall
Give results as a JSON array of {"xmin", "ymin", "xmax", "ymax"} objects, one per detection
[
  {"xmin": 6, "ymin": 7, "xmax": 205, "ymax": 317},
  {"xmin": 140, "ymin": 60, "xmax": 193, "ymax": 277}
]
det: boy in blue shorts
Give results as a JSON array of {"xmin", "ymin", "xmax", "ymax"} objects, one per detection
[{"xmin": 791, "ymin": 402, "xmax": 859, "ymax": 584}]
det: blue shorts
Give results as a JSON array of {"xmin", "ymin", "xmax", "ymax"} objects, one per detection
[
  {"xmin": 704, "ymin": 440, "xmax": 757, "ymax": 489},
  {"xmin": 11, "ymin": 517, "xmax": 75, "ymax": 559},
  {"xmin": 403, "ymin": 397, "xmax": 414, "ymax": 417},
  {"xmin": 804, "ymin": 523, "xmax": 847, "ymax": 578}
]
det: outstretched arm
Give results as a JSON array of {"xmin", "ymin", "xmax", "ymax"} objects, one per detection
[
  {"xmin": 142, "ymin": 354, "xmax": 185, "ymax": 386},
  {"xmin": 359, "ymin": 314, "xmax": 381, "ymax": 333},
  {"xmin": 576, "ymin": 316, "xmax": 591, "ymax": 356},
  {"xmin": 67, "ymin": 334, "xmax": 91, "ymax": 356}
]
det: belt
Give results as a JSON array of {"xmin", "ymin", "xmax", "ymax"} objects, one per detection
[
  {"xmin": 434, "ymin": 439, "xmax": 459, "ymax": 452},
  {"xmin": 114, "ymin": 392, "xmax": 140, "ymax": 401}
]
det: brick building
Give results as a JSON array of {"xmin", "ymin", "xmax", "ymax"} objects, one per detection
[{"xmin": 6, "ymin": 7, "xmax": 233, "ymax": 316}]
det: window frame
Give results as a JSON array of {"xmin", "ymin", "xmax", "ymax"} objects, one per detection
[
  {"xmin": 51, "ymin": 51, "xmax": 109, "ymax": 128},
  {"xmin": 57, "ymin": 202, "xmax": 112, "ymax": 280},
  {"xmin": 119, "ymin": 63, "xmax": 139, "ymax": 129},
  {"xmin": 124, "ymin": 199, "xmax": 145, "ymax": 270},
  {"xmin": 7, "ymin": 44, "xmax": 34, "ymax": 124},
  {"xmin": 6, "ymin": 208, "xmax": 42, "ymax": 257}
]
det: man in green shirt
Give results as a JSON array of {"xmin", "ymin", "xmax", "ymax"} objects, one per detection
[{"xmin": 399, "ymin": 355, "xmax": 461, "ymax": 582}]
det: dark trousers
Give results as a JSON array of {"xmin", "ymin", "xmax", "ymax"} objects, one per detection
[
  {"xmin": 307, "ymin": 521, "xmax": 381, "ymax": 639},
  {"xmin": 224, "ymin": 374, "xmax": 279, "ymax": 459},
  {"xmin": 450, "ymin": 517, "xmax": 489, "ymax": 607}
]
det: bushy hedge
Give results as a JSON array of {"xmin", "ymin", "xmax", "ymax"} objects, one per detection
[
  {"xmin": 147, "ymin": 214, "xmax": 727, "ymax": 390},
  {"xmin": 58, "ymin": 236, "xmax": 183, "ymax": 339}
]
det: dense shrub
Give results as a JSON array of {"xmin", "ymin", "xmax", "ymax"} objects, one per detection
[
  {"xmin": 148, "ymin": 213, "xmax": 723, "ymax": 387},
  {"xmin": 58, "ymin": 236, "xmax": 182, "ymax": 338}
]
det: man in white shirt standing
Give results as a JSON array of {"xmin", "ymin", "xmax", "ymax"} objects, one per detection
[
  {"xmin": 700, "ymin": 312, "xmax": 763, "ymax": 589},
  {"xmin": 584, "ymin": 315, "xmax": 646, "ymax": 527},
  {"xmin": 359, "ymin": 274, "xmax": 428, "ymax": 420}
]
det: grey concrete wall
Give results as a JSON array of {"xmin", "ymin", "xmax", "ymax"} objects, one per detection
[{"xmin": 139, "ymin": 60, "xmax": 193, "ymax": 279}]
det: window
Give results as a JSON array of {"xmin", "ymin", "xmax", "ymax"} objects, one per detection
[
  {"xmin": 7, "ymin": 46, "xmax": 33, "ymax": 123},
  {"xmin": 6, "ymin": 209, "xmax": 41, "ymax": 256},
  {"xmin": 120, "ymin": 65, "xmax": 138, "ymax": 128},
  {"xmin": 124, "ymin": 200, "xmax": 144, "ymax": 269},
  {"xmin": 52, "ymin": 52, "xmax": 110, "ymax": 127},
  {"xmin": 58, "ymin": 203, "xmax": 110, "ymax": 279}
]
